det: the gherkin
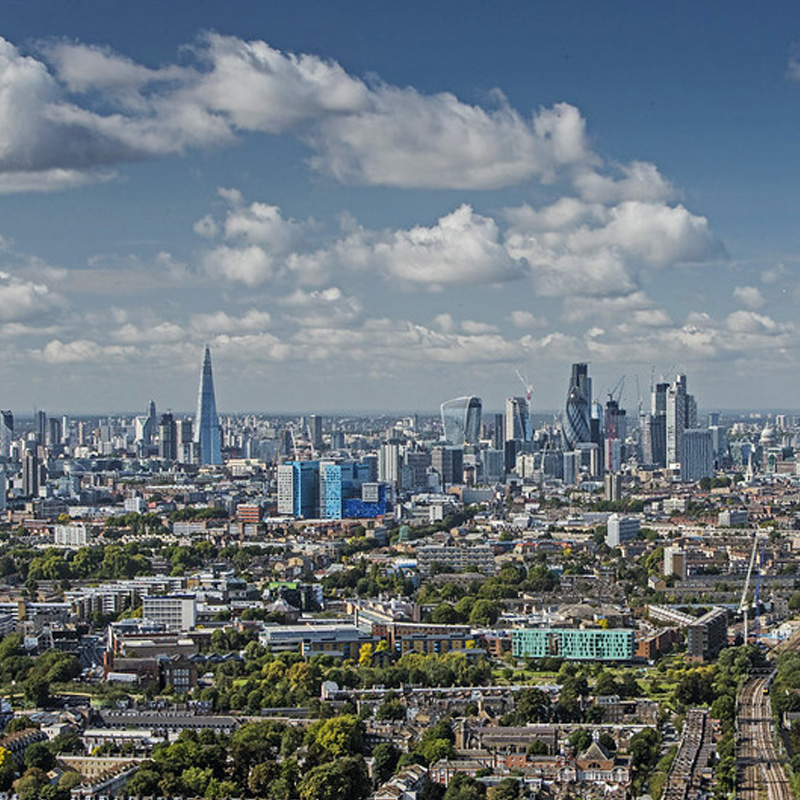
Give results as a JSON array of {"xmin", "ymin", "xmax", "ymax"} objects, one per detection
[{"xmin": 563, "ymin": 362, "xmax": 591, "ymax": 450}]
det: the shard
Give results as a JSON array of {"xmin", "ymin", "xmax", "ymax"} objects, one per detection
[{"xmin": 194, "ymin": 346, "xmax": 222, "ymax": 465}]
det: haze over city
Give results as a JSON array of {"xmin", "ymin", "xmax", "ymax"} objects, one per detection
[{"xmin": 2, "ymin": 2, "xmax": 800, "ymax": 413}]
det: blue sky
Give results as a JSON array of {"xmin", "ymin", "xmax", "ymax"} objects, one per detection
[{"xmin": 2, "ymin": 1, "xmax": 800, "ymax": 413}]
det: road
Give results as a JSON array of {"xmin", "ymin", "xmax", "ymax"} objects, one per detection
[{"xmin": 737, "ymin": 674, "xmax": 793, "ymax": 800}]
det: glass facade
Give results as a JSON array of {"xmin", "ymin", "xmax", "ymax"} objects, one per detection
[
  {"xmin": 194, "ymin": 346, "xmax": 222, "ymax": 465},
  {"xmin": 440, "ymin": 396, "xmax": 482, "ymax": 446},
  {"xmin": 512, "ymin": 628, "xmax": 634, "ymax": 661},
  {"xmin": 563, "ymin": 363, "xmax": 591, "ymax": 450}
]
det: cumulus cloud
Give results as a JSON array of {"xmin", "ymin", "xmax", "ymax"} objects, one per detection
[
  {"xmin": 508, "ymin": 310, "xmax": 546, "ymax": 329},
  {"xmin": 0, "ymin": 270, "xmax": 64, "ymax": 321},
  {"xmin": 346, "ymin": 205, "xmax": 527, "ymax": 288},
  {"xmin": 0, "ymin": 33, "xmax": 598, "ymax": 192},
  {"xmin": 33, "ymin": 338, "xmax": 134, "ymax": 364},
  {"xmin": 574, "ymin": 161, "xmax": 676, "ymax": 204},
  {"xmin": 279, "ymin": 287, "xmax": 362, "ymax": 328},
  {"xmin": 198, "ymin": 199, "xmax": 529, "ymax": 289},
  {"xmin": 506, "ymin": 199, "xmax": 723, "ymax": 297},
  {"xmin": 190, "ymin": 308, "xmax": 271, "ymax": 334},
  {"xmin": 733, "ymin": 285, "xmax": 765, "ymax": 310}
]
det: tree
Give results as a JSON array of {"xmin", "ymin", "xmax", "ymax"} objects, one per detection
[
  {"xmin": 306, "ymin": 714, "xmax": 365, "ymax": 762},
  {"xmin": 0, "ymin": 748, "xmax": 14, "ymax": 791},
  {"xmin": 431, "ymin": 603, "xmax": 459, "ymax": 624},
  {"xmin": 13, "ymin": 768, "xmax": 49, "ymax": 800},
  {"xmin": 5, "ymin": 716, "xmax": 36, "ymax": 734},
  {"xmin": 248, "ymin": 761, "xmax": 280, "ymax": 796},
  {"xmin": 23, "ymin": 742, "xmax": 54, "ymax": 773},
  {"xmin": 373, "ymin": 742, "xmax": 400, "ymax": 784},
  {"xmin": 527, "ymin": 739, "xmax": 548, "ymax": 756},
  {"xmin": 488, "ymin": 778, "xmax": 520, "ymax": 800},
  {"xmin": 469, "ymin": 599, "xmax": 500, "ymax": 627},
  {"xmin": 299, "ymin": 756, "xmax": 370, "ymax": 800},
  {"xmin": 515, "ymin": 687, "xmax": 551, "ymax": 723},
  {"xmin": 376, "ymin": 694, "xmax": 406, "ymax": 721},
  {"xmin": 443, "ymin": 773, "xmax": 486, "ymax": 800},
  {"xmin": 568, "ymin": 728, "xmax": 592, "ymax": 754}
]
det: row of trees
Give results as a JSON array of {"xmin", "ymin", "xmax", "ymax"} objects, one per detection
[{"xmin": 202, "ymin": 648, "xmax": 494, "ymax": 713}]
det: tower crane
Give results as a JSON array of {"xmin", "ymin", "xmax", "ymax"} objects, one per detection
[
  {"xmin": 515, "ymin": 370, "xmax": 533, "ymax": 405},
  {"xmin": 753, "ymin": 538, "xmax": 767, "ymax": 644},
  {"xmin": 738, "ymin": 531, "xmax": 766, "ymax": 644}
]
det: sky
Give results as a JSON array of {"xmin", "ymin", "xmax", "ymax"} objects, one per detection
[{"xmin": 2, "ymin": 1, "xmax": 800, "ymax": 414}]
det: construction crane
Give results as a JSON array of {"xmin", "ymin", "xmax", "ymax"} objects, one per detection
[
  {"xmin": 607, "ymin": 374, "xmax": 625, "ymax": 405},
  {"xmin": 754, "ymin": 538, "xmax": 767, "ymax": 644},
  {"xmin": 515, "ymin": 369, "xmax": 533, "ymax": 405},
  {"xmin": 739, "ymin": 532, "xmax": 766, "ymax": 644}
]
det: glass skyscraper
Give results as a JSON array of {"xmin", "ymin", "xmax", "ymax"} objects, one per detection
[
  {"xmin": 194, "ymin": 346, "xmax": 222, "ymax": 465},
  {"xmin": 563, "ymin": 362, "xmax": 591, "ymax": 451},
  {"xmin": 440, "ymin": 396, "xmax": 482, "ymax": 446}
]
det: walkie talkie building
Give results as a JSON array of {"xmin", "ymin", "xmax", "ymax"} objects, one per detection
[{"xmin": 440, "ymin": 396, "xmax": 482, "ymax": 446}]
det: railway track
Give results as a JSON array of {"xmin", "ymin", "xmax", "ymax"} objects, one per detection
[
  {"xmin": 663, "ymin": 708, "xmax": 713, "ymax": 800},
  {"xmin": 737, "ymin": 674, "xmax": 793, "ymax": 800}
]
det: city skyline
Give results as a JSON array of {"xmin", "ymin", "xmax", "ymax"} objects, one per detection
[{"xmin": 3, "ymin": 3, "xmax": 800, "ymax": 412}]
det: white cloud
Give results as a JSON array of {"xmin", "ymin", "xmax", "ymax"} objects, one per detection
[
  {"xmin": 574, "ymin": 161, "xmax": 676, "ymax": 204},
  {"xmin": 311, "ymin": 92, "xmax": 594, "ymax": 188},
  {"xmin": 198, "ymin": 200, "xmax": 528, "ymax": 289},
  {"xmin": 561, "ymin": 291, "xmax": 654, "ymax": 323},
  {"xmin": 356, "ymin": 205, "xmax": 527, "ymax": 287},
  {"xmin": 33, "ymin": 338, "xmax": 134, "ymax": 364},
  {"xmin": 0, "ymin": 34, "xmax": 599, "ymax": 192},
  {"xmin": 279, "ymin": 288, "xmax": 362, "ymax": 328},
  {"xmin": 761, "ymin": 263, "xmax": 787, "ymax": 285},
  {"xmin": 506, "ymin": 199, "xmax": 723, "ymax": 297},
  {"xmin": 733, "ymin": 285, "xmax": 765, "ymax": 310},
  {"xmin": 726, "ymin": 310, "xmax": 778, "ymax": 334},
  {"xmin": 0, "ymin": 270, "xmax": 64, "ymax": 321},
  {"xmin": 203, "ymin": 244, "xmax": 275, "ymax": 286},
  {"xmin": 190, "ymin": 309, "xmax": 272, "ymax": 334},
  {"xmin": 508, "ymin": 310, "xmax": 546, "ymax": 329}
]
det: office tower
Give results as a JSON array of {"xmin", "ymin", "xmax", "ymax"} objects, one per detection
[
  {"xmin": 60, "ymin": 415, "xmax": 70, "ymax": 445},
  {"xmin": 604, "ymin": 398, "xmax": 626, "ymax": 444},
  {"xmin": 46, "ymin": 417, "xmax": 61, "ymax": 448},
  {"xmin": 431, "ymin": 445, "xmax": 463, "ymax": 488},
  {"xmin": 666, "ymin": 375, "xmax": 696, "ymax": 467},
  {"xmin": 563, "ymin": 363, "xmax": 591, "ymax": 450},
  {"xmin": 0, "ymin": 471, "xmax": 6, "ymax": 512},
  {"xmin": 309, "ymin": 415, "xmax": 323, "ymax": 450},
  {"xmin": 159, "ymin": 413, "xmax": 177, "ymax": 461},
  {"xmin": 141, "ymin": 400, "xmax": 157, "ymax": 446},
  {"xmin": 504, "ymin": 396, "xmax": 531, "ymax": 444},
  {"xmin": 401, "ymin": 450, "xmax": 431, "ymax": 490},
  {"xmin": 0, "ymin": 412, "xmax": 12, "ymax": 461},
  {"xmin": 481, "ymin": 448, "xmax": 505, "ymax": 482},
  {"xmin": 491, "ymin": 413, "xmax": 504, "ymax": 450},
  {"xmin": 22, "ymin": 446, "xmax": 39, "ymax": 497},
  {"xmin": 681, "ymin": 429, "xmax": 713, "ymax": 482},
  {"xmin": 35, "ymin": 410, "xmax": 47, "ymax": 444},
  {"xmin": 441, "ymin": 396, "xmax": 482, "ymax": 446},
  {"xmin": 709, "ymin": 425, "xmax": 728, "ymax": 464},
  {"xmin": 176, "ymin": 418, "xmax": 194, "ymax": 463},
  {"xmin": 194, "ymin": 346, "xmax": 222, "ymax": 465},
  {"xmin": 708, "ymin": 412, "xmax": 721, "ymax": 427},
  {"xmin": 277, "ymin": 461, "xmax": 319, "ymax": 518},
  {"xmin": 378, "ymin": 441, "xmax": 402, "ymax": 486}
]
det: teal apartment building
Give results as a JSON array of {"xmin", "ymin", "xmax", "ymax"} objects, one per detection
[{"xmin": 512, "ymin": 628, "xmax": 635, "ymax": 661}]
